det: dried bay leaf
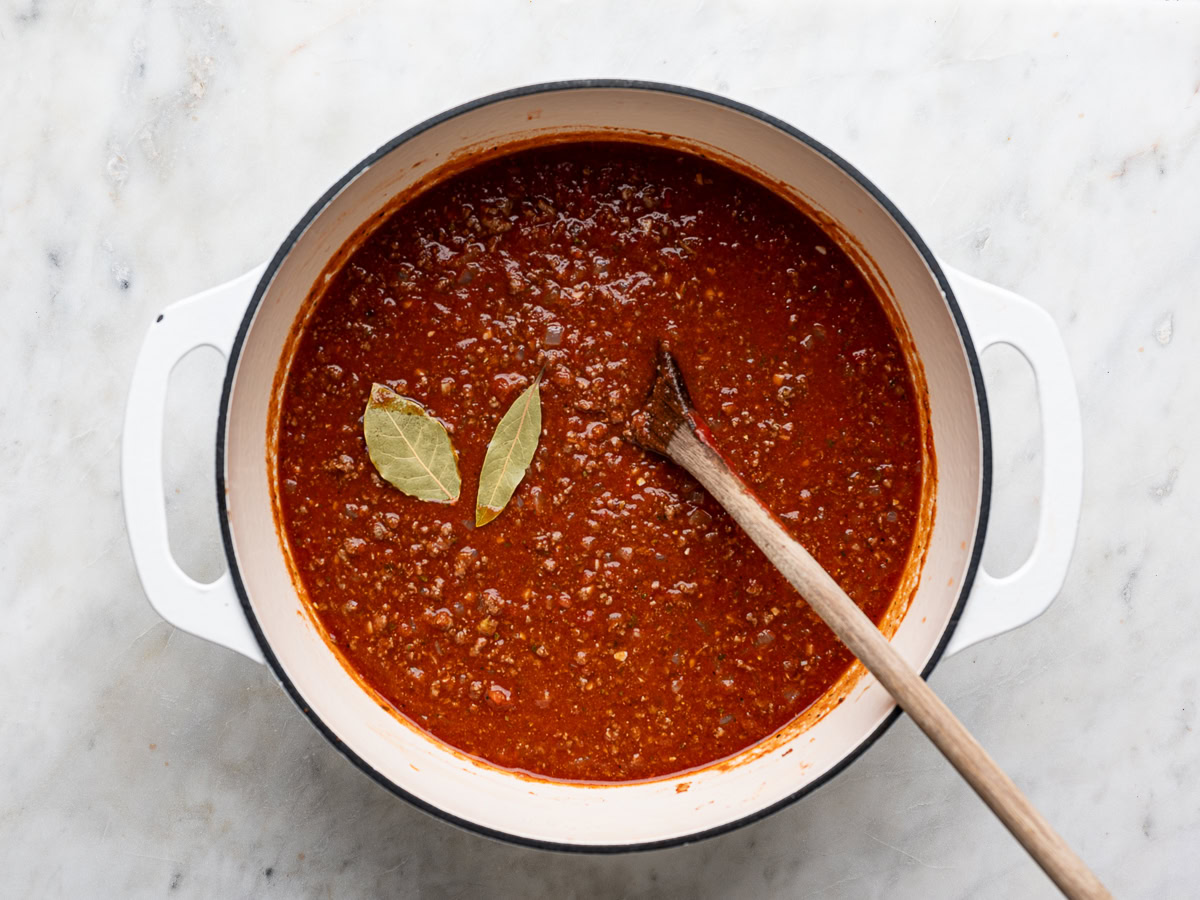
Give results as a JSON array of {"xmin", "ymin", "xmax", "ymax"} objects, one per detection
[
  {"xmin": 475, "ymin": 370, "xmax": 544, "ymax": 527},
  {"xmin": 363, "ymin": 383, "xmax": 461, "ymax": 503}
]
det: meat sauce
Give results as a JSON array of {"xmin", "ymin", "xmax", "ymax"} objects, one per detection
[{"xmin": 273, "ymin": 142, "xmax": 926, "ymax": 781}]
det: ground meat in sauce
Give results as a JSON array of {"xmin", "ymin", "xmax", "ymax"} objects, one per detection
[{"xmin": 274, "ymin": 142, "xmax": 924, "ymax": 782}]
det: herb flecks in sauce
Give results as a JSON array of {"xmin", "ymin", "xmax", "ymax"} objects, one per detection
[{"xmin": 275, "ymin": 142, "xmax": 924, "ymax": 781}]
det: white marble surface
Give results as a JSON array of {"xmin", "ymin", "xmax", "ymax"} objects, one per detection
[{"xmin": 2, "ymin": 2, "xmax": 1197, "ymax": 896}]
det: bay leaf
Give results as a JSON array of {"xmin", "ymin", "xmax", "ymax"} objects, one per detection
[
  {"xmin": 475, "ymin": 370, "xmax": 544, "ymax": 527},
  {"xmin": 363, "ymin": 383, "xmax": 461, "ymax": 503}
]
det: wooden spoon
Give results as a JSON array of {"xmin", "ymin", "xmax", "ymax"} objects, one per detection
[{"xmin": 630, "ymin": 344, "xmax": 1108, "ymax": 900}]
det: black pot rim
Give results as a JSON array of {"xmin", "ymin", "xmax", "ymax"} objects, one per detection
[{"xmin": 215, "ymin": 78, "xmax": 992, "ymax": 854}]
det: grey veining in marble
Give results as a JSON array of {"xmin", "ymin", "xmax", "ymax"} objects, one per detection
[{"xmin": 2, "ymin": 2, "xmax": 1198, "ymax": 897}]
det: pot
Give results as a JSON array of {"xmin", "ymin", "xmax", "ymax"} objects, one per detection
[{"xmin": 122, "ymin": 81, "xmax": 1082, "ymax": 850}]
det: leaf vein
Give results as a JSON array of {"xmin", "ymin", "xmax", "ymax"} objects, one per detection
[
  {"xmin": 382, "ymin": 409, "xmax": 452, "ymax": 500},
  {"xmin": 483, "ymin": 385, "xmax": 536, "ymax": 510}
]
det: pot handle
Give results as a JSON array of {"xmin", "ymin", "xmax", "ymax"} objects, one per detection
[
  {"xmin": 122, "ymin": 266, "xmax": 267, "ymax": 664},
  {"xmin": 940, "ymin": 266, "xmax": 1083, "ymax": 655}
]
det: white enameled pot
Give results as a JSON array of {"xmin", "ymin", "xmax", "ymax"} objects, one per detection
[{"xmin": 122, "ymin": 81, "xmax": 1082, "ymax": 850}]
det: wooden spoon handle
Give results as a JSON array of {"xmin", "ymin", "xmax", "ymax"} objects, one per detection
[{"xmin": 668, "ymin": 426, "xmax": 1109, "ymax": 900}]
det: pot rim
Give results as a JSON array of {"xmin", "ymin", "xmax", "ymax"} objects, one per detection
[{"xmin": 215, "ymin": 78, "xmax": 993, "ymax": 853}]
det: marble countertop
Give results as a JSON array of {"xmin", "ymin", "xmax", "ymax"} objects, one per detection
[{"xmin": 3, "ymin": 2, "xmax": 1197, "ymax": 897}]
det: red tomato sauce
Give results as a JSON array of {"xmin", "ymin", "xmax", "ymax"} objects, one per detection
[{"xmin": 273, "ymin": 142, "xmax": 926, "ymax": 781}]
